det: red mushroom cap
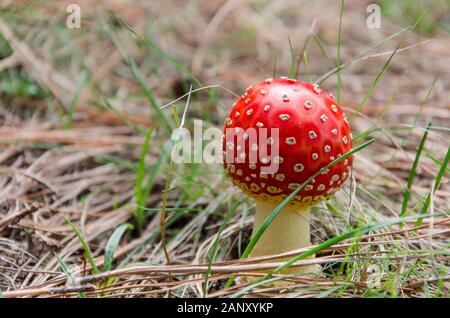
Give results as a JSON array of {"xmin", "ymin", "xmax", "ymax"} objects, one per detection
[{"xmin": 223, "ymin": 77, "xmax": 353, "ymax": 207}]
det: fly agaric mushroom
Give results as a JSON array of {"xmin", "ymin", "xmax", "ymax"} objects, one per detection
[{"xmin": 223, "ymin": 77, "xmax": 352, "ymax": 275}]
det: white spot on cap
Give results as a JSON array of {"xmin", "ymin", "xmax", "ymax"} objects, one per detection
[
  {"xmin": 282, "ymin": 94, "xmax": 290, "ymax": 102},
  {"xmin": 275, "ymin": 174, "xmax": 285, "ymax": 181},
  {"xmin": 243, "ymin": 133, "xmax": 249, "ymax": 140},
  {"xmin": 309, "ymin": 131, "xmax": 317, "ymax": 139},
  {"xmin": 324, "ymin": 145, "xmax": 331, "ymax": 153},
  {"xmin": 285, "ymin": 137, "xmax": 296, "ymax": 145},
  {"xmin": 260, "ymin": 172, "xmax": 268, "ymax": 179},
  {"xmin": 343, "ymin": 136, "xmax": 348, "ymax": 145},
  {"xmin": 313, "ymin": 84, "xmax": 321, "ymax": 93},
  {"xmin": 236, "ymin": 169, "xmax": 243, "ymax": 176},
  {"xmin": 267, "ymin": 137, "xmax": 274, "ymax": 145},
  {"xmin": 234, "ymin": 127, "xmax": 241, "ymax": 133},
  {"xmin": 331, "ymin": 128, "xmax": 338, "ymax": 136},
  {"xmin": 267, "ymin": 186, "xmax": 281, "ymax": 194},
  {"xmin": 256, "ymin": 122, "xmax": 264, "ymax": 128},
  {"xmin": 288, "ymin": 183, "xmax": 300, "ymax": 190},
  {"xmin": 293, "ymin": 163, "xmax": 304, "ymax": 172},
  {"xmin": 259, "ymin": 89, "xmax": 266, "ymax": 95},
  {"xmin": 235, "ymin": 111, "xmax": 240, "ymax": 118},
  {"xmin": 265, "ymin": 78, "xmax": 273, "ymax": 83},
  {"xmin": 249, "ymin": 163, "xmax": 256, "ymax": 170},
  {"xmin": 312, "ymin": 153, "xmax": 319, "ymax": 160},
  {"xmin": 264, "ymin": 105, "xmax": 270, "ymax": 111},
  {"xmin": 245, "ymin": 98, "xmax": 250, "ymax": 104},
  {"xmin": 279, "ymin": 114, "xmax": 291, "ymax": 121},
  {"xmin": 331, "ymin": 104, "xmax": 338, "ymax": 113},
  {"xmin": 273, "ymin": 156, "xmax": 284, "ymax": 164},
  {"xmin": 250, "ymin": 183, "xmax": 260, "ymax": 192},
  {"xmin": 304, "ymin": 100, "xmax": 313, "ymax": 109},
  {"xmin": 320, "ymin": 114, "xmax": 328, "ymax": 122},
  {"xmin": 305, "ymin": 184, "xmax": 313, "ymax": 191},
  {"xmin": 317, "ymin": 184, "xmax": 325, "ymax": 191},
  {"xmin": 246, "ymin": 108, "xmax": 254, "ymax": 116}
]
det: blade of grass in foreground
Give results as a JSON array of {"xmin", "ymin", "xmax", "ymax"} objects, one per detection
[
  {"xmin": 103, "ymin": 223, "xmax": 133, "ymax": 272},
  {"xmin": 134, "ymin": 128, "xmax": 154, "ymax": 231},
  {"xmin": 231, "ymin": 211, "xmax": 441, "ymax": 298},
  {"xmin": 288, "ymin": 37, "xmax": 296, "ymax": 78},
  {"xmin": 416, "ymin": 146, "xmax": 450, "ymax": 227},
  {"xmin": 65, "ymin": 217, "xmax": 99, "ymax": 274},
  {"xmin": 225, "ymin": 139, "xmax": 375, "ymax": 288},
  {"xmin": 203, "ymin": 201, "xmax": 239, "ymax": 296},
  {"xmin": 64, "ymin": 69, "xmax": 88, "ymax": 129},
  {"xmin": 55, "ymin": 253, "xmax": 85, "ymax": 298},
  {"xmin": 303, "ymin": 51, "xmax": 313, "ymax": 83},
  {"xmin": 400, "ymin": 122, "xmax": 431, "ymax": 217}
]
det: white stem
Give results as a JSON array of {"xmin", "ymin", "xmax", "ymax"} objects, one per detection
[{"xmin": 249, "ymin": 201, "xmax": 317, "ymax": 275}]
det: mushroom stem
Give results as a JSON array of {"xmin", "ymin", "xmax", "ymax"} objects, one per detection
[{"xmin": 248, "ymin": 201, "xmax": 319, "ymax": 275}]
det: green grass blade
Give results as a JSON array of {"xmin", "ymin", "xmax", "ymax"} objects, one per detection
[
  {"xmin": 64, "ymin": 69, "xmax": 88, "ymax": 129},
  {"xmin": 416, "ymin": 146, "xmax": 450, "ymax": 226},
  {"xmin": 134, "ymin": 128, "xmax": 154, "ymax": 231},
  {"xmin": 103, "ymin": 223, "xmax": 133, "ymax": 272},
  {"xmin": 303, "ymin": 51, "xmax": 312, "ymax": 83},
  {"xmin": 272, "ymin": 53, "xmax": 278, "ymax": 78},
  {"xmin": 65, "ymin": 217, "xmax": 99, "ymax": 274},
  {"xmin": 401, "ymin": 122, "xmax": 432, "ymax": 217},
  {"xmin": 288, "ymin": 37, "xmax": 296, "ymax": 78},
  {"xmin": 55, "ymin": 253, "xmax": 73, "ymax": 280},
  {"xmin": 55, "ymin": 253, "xmax": 85, "ymax": 298},
  {"xmin": 203, "ymin": 202, "xmax": 238, "ymax": 296},
  {"xmin": 424, "ymin": 150, "xmax": 450, "ymax": 173}
]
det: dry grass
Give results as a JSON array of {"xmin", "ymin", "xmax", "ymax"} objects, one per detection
[{"xmin": 0, "ymin": 0, "xmax": 448, "ymax": 298}]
